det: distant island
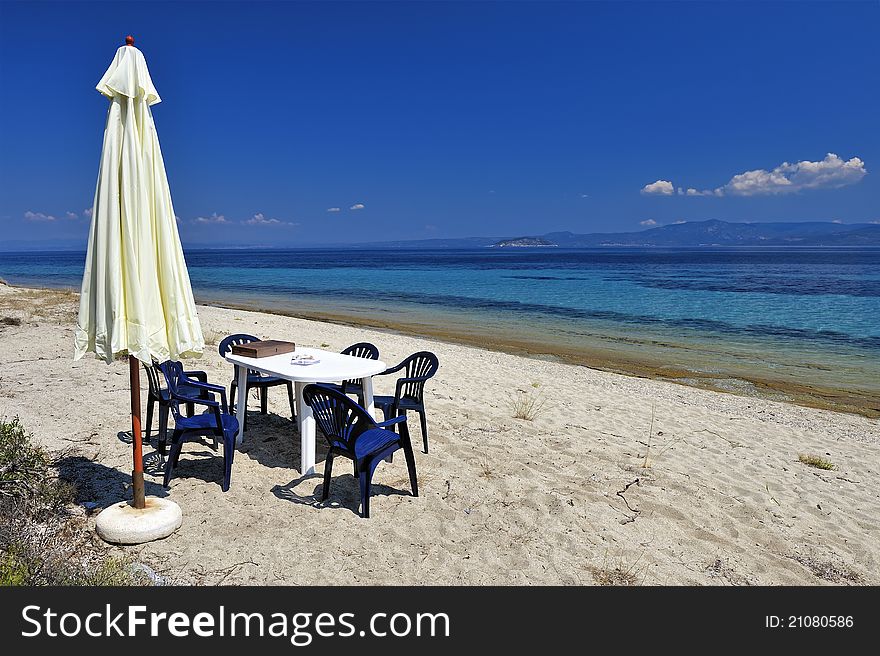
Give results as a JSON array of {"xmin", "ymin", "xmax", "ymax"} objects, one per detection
[
  {"xmin": 491, "ymin": 237, "xmax": 558, "ymax": 248},
  {"xmin": 489, "ymin": 219, "xmax": 880, "ymax": 248}
]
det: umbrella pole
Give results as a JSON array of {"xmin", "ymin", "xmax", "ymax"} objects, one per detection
[
  {"xmin": 94, "ymin": 354, "xmax": 181, "ymax": 544},
  {"xmin": 129, "ymin": 355, "xmax": 146, "ymax": 509}
]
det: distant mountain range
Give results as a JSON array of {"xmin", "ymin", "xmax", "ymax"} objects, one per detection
[
  {"xmin": 3, "ymin": 220, "xmax": 878, "ymax": 252},
  {"xmin": 490, "ymin": 220, "xmax": 880, "ymax": 248}
]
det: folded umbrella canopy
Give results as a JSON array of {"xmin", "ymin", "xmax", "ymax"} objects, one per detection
[{"xmin": 75, "ymin": 37, "xmax": 203, "ymax": 522}]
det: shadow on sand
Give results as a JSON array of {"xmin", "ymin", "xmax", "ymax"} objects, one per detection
[{"xmin": 55, "ymin": 455, "xmax": 169, "ymax": 509}]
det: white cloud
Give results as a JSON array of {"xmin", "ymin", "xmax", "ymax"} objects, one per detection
[
  {"xmin": 174, "ymin": 215, "xmax": 181, "ymax": 223},
  {"xmin": 245, "ymin": 212, "xmax": 281, "ymax": 226},
  {"xmin": 24, "ymin": 210, "xmax": 55, "ymax": 222},
  {"xmin": 326, "ymin": 207, "xmax": 341, "ymax": 213},
  {"xmin": 83, "ymin": 207, "xmax": 93, "ymax": 218},
  {"xmin": 65, "ymin": 211, "xmax": 78, "ymax": 220},
  {"xmin": 668, "ymin": 153, "xmax": 867, "ymax": 198},
  {"xmin": 831, "ymin": 219, "xmax": 843, "ymax": 224},
  {"xmin": 349, "ymin": 203, "xmax": 365, "ymax": 210},
  {"xmin": 639, "ymin": 219, "xmax": 658, "ymax": 226},
  {"xmin": 580, "ymin": 193, "xmax": 589, "ymax": 198},
  {"xmin": 641, "ymin": 180, "xmax": 674, "ymax": 195},
  {"xmin": 244, "ymin": 213, "xmax": 297, "ymax": 227},
  {"xmin": 673, "ymin": 219, "xmax": 687, "ymax": 224},
  {"xmin": 194, "ymin": 212, "xmax": 230, "ymax": 224},
  {"xmin": 720, "ymin": 153, "xmax": 866, "ymax": 196}
]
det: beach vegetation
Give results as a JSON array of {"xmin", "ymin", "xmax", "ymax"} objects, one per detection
[
  {"xmin": 509, "ymin": 390, "xmax": 547, "ymax": 421},
  {"xmin": 798, "ymin": 453, "xmax": 835, "ymax": 471},
  {"xmin": 202, "ymin": 328, "xmax": 226, "ymax": 346},
  {"xmin": 0, "ymin": 417, "xmax": 144, "ymax": 586},
  {"xmin": 589, "ymin": 551, "xmax": 647, "ymax": 585},
  {"xmin": 641, "ymin": 404, "xmax": 657, "ymax": 468}
]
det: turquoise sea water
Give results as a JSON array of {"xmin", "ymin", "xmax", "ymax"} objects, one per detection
[{"xmin": 2, "ymin": 248, "xmax": 878, "ymax": 408}]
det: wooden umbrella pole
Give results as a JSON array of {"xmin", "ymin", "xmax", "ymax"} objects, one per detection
[{"xmin": 129, "ymin": 355, "xmax": 146, "ymax": 509}]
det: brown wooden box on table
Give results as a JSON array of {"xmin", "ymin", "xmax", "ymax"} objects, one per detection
[{"xmin": 229, "ymin": 340, "xmax": 296, "ymax": 358}]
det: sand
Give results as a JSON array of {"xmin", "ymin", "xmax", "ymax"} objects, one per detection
[{"xmin": 1, "ymin": 283, "xmax": 878, "ymax": 585}]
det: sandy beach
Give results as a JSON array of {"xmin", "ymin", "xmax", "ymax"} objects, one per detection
[{"xmin": 1, "ymin": 283, "xmax": 878, "ymax": 585}]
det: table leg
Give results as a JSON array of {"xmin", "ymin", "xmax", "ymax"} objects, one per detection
[
  {"xmin": 362, "ymin": 377, "xmax": 376, "ymax": 419},
  {"xmin": 234, "ymin": 365, "xmax": 248, "ymax": 446},
  {"xmin": 296, "ymin": 381, "xmax": 316, "ymax": 475}
]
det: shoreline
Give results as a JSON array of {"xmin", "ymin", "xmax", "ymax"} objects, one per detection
[
  {"xmin": 1, "ymin": 281, "xmax": 876, "ymax": 418},
  {"xmin": 199, "ymin": 296, "xmax": 880, "ymax": 419}
]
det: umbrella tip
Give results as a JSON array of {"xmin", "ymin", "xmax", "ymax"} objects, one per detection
[{"xmin": 125, "ymin": 35, "xmax": 135, "ymax": 46}]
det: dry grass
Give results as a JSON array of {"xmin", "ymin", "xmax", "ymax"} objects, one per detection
[
  {"xmin": 798, "ymin": 453, "xmax": 836, "ymax": 470},
  {"xmin": 202, "ymin": 328, "xmax": 227, "ymax": 346},
  {"xmin": 589, "ymin": 551, "xmax": 647, "ymax": 585},
  {"xmin": 0, "ymin": 286, "xmax": 78, "ymax": 324},
  {"xmin": 509, "ymin": 390, "xmax": 547, "ymax": 421}
]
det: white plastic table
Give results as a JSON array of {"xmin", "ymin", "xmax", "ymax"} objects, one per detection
[{"xmin": 223, "ymin": 346, "xmax": 387, "ymax": 475}]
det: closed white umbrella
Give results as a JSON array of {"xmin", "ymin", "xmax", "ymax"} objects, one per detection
[{"xmin": 75, "ymin": 36, "xmax": 203, "ymax": 542}]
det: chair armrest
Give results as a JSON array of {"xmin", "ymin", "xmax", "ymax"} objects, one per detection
[
  {"xmin": 376, "ymin": 361, "xmax": 407, "ymax": 377},
  {"xmin": 178, "ymin": 379, "xmax": 229, "ymax": 412},
  {"xmin": 172, "ymin": 391, "xmax": 219, "ymax": 409},
  {"xmin": 182, "ymin": 378, "xmax": 225, "ymax": 396},
  {"xmin": 376, "ymin": 416, "xmax": 407, "ymax": 428},
  {"xmin": 183, "ymin": 369, "xmax": 208, "ymax": 382}
]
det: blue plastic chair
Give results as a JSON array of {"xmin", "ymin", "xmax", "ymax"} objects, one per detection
[
  {"xmin": 142, "ymin": 360, "xmax": 212, "ymax": 457},
  {"xmin": 158, "ymin": 361, "xmax": 240, "ymax": 492},
  {"xmin": 372, "ymin": 351, "xmax": 439, "ymax": 453},
  {"xmin": 322, "ymin": 342, "xmax": 380, "ymax": 404},
  {"xmin": 302, "ymin": 384, "xmax": 418, "ymax": 518},
  {"xmin": 218, "ymin": 333, "xmax": 296, "ymax": 430}
]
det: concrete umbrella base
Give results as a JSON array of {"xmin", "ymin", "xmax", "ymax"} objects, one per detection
[{"xmin": 95, "ymin": 497, "xmax": 182, "ymax": 545}]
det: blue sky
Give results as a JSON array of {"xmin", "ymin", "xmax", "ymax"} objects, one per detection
[{"xmin": 0, "ymin": 0, "xmax": 877, "ymax": 247}]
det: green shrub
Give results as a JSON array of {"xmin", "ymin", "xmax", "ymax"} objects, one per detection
[{"xmin": 0, "ymin": 417, "xmax": 145, "ymax": 586}]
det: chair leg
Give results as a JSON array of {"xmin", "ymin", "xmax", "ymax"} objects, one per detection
[
  {"xmin": 286, "ymin": 382, "xmax": 296, "ymax": 421},
  {"xmin": 158, "ymin": 405, "xmax": 169, "ymax": 456},
  {"xmin": 145, "ymin": 398, "xmax": 154, "ymax": 444},
  {"xmin": 186, "ymin": 401, "xmax": 194, "ymax": 417},
  {"xmin": 358, "ymin": 467, "xmax": 371, "ymax": 518},
  {"xmin": 400, "ymin": 424, "xmax": 419, "ymax": 497},
  {"xmin": 230, "ymin": 381, "xmax": 237, "ymax": 415},
  {"xmin": 222, "ymin": 433, "xmax": 235, "ymax": 492},
  {"xmin": 419, "ymin": 408, "xmax": 429, "ymax": 454},
  {"xmin": 321, "ymin": 451, "xmax": 335, "ymax": 501},
  {"xmin": 260, "ymin": 386, "xmax": 268, "ymax": 415},
  {"xmin": 163, "ymin": 432, "xmax": 184, "ymax": 488}
]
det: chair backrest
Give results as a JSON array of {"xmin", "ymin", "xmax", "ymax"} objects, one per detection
[
  {"xmin": 218, "ymin": 333, "xmax": 259, "ymax": 358},
  {"xmin": 157, "ymin": 360, "xmax": 189, "ymax": 422},
  {"xmin": 340, "ymin": 342, "xmax": 379, "ymax": 387},
  {"xmin": 397, "ymin": 351, "xmax": 439, "ymax": 402},
  {"xmin": 218, "ymin": 333, "xmax": 260, "ymax": 378},
  {"xmin": 302, "ymin": 384, "xmax": 376, "ymax": 451},
  {"xmin": 142, "ymin": 360, "xmax": 163, "ymax": 398}
]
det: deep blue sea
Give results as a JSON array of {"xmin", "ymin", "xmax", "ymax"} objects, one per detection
[{"xmin": 2, "ymin": 247, "xmax": 878, "ymax": 407}]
